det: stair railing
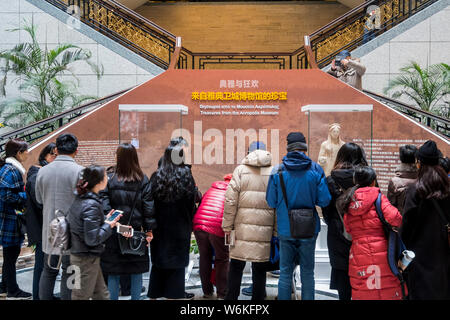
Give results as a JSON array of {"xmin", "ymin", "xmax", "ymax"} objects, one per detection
[
  {"xmin": 43, "ymin": 0, "xmax": 439, "ymax": 70},
  {"xmin": 0, "ymin": 87, "xmax": 132, "ymax": 152},
  {"xmin": 364, "ymin": 89, "xmax": 450, "ymax": 138}
]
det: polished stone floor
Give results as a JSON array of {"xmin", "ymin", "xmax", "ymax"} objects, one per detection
[{"xmin": 3, "ymin": 263, "xmax": 338, "ymax": 300}]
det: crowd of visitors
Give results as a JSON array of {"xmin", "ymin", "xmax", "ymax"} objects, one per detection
[{"xmin": 0, "ymin": 131, "xmax": 448, "ymax": 301}]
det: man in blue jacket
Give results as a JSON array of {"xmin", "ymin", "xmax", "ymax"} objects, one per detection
[{"xmin": 266, "ymin": 132, "xmax": 331, "ymax": 300}]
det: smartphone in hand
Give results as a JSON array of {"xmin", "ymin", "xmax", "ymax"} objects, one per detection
[
  {"xmin": 106, "ymin": 210, "xmax": 123, "ymax": 222},
  {"xmin": 224, "ymin": 230, "xmax": 235, "ymax": 246},
  {"xmin": 117, "ymin": 224, "xmax": 133, "ymax": 236}
]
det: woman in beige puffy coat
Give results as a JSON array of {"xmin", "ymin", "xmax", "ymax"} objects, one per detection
[{"xmin": 222, "ymin": 144, "xmax": 276, "ymax": 300}]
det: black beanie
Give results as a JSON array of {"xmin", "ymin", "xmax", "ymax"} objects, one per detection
[
  {"xmin": 417, "ymin": 140, "xmax": 440, "ymax": 165},
  {"xmin": 287, "ymin": 132, "xmax": 308, "ymax": 152}
]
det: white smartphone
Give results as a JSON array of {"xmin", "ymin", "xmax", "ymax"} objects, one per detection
[
  {"xmin": 106, "ymin": 210, "xmax": 123, "ymax": 222},
  {"xmin": 117, "ymin": 224, "xmax": 133, "ymax": 236}
]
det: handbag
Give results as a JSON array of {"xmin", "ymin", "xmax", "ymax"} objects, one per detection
[
  {"xmin": 117, "ymin": 182, "xmax": 147, "ymax": 256},
  {"xmin": 279, "ymin": 169, "xmax": 316, "ymax": 239},
  {"xmin": 431, "ymin": 199, "xmax": 450, "ymax": 248}
]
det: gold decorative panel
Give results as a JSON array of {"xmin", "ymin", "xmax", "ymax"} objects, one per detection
[
  {"xmin": 87, "ymin": 1, "xmax": 171, "ymax": 64},
  {"xmin": 313, "ymin": 0, "xmax": 425, "ymax": 62}
]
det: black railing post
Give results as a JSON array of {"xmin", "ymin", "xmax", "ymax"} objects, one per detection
[{"xmin": 86, "ymin": 0, "xmax": 90, "ymax": 21}]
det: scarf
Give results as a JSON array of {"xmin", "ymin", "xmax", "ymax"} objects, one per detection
[{"xmin": 5, "ymin": 157, "xmax": 26, "ymax": 175}]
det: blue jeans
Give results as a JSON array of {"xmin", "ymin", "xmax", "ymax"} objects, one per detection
[
  {"xmin": 108, "ymin": 274, "xmax": 143, "ymax": 300},
  {"xmin": 278, "ymin": 234, "xmax": 317, "ymax": 300},
  {"xmin": 363, "ymin": 29, "xmax": 376, "ymax": 44}
]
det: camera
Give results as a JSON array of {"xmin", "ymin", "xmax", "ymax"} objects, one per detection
[{"xmin": 335, "ymin": 55, "xmax": 343, "ymax": 68}]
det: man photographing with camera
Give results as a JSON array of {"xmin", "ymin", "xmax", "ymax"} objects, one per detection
[{"xmin": 328, "ymin": 50, "xmax": 366, "ymax": 90}]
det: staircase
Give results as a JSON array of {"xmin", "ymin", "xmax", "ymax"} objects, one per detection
[
  {"xmin": 39, "ymin": 0, "xmax": 441, "ymax": 70},
  {"xmin": 12, "ymin": 0, "xmax": 447, "ymax": 284},
  {"xmin": 363, "ymin": 90, "xmax": 450, "ymax": 138}
]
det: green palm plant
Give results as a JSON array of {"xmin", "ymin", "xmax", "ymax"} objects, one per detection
[
  {"xmin": 384, "ymin": 61, "xmax": 449, "ymax": 115},
  {"xmin": 0, "ymin": 20, "xmax": 103, "ymax": 128},
  {"xmin": 439, "ymin": 63, "xmax": 450, "ymax": 119}
]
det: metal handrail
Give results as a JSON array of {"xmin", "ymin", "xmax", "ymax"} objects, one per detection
[
  {"xmin": 0, "ymin": 87, "xmax": 132, "ymax": 149},
  {"xmin": 364, "ymin": 89, "xmax": 450, "ymax": 138}
]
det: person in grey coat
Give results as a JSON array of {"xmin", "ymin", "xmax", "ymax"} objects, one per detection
[{"xmin": 35, "ymin": 133, "xmax": 84, "ymax": 300}]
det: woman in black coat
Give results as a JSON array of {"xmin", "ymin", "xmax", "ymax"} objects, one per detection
[
  {"xmin": 322, "ymin": 142, "xmax": 368, "ymax": 300},
  {"xmin": 401, "ymin": 140, "xmax": 450, "ymax": 300},
  {"xmin": 100, "ymin": 143, "xmax": 156, "ymax": 300},
  {"xmin": 147, "ymin": 141, "xmax": 197, "ymax": 300},
  {"xmin": 25, "ymin": 143, "xmax": 56, "ymax": 300},
  {"xmin": 68, "ymin": 165, "xmax": 121, "ymax": 300}
]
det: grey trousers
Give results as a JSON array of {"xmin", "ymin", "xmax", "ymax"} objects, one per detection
[
  {"xmin": 39, "ymin": 254, "xmax": 71, "ymax": 300},
  {"xmin": 70, "ymin": 254, "xmax": 110, "ymax": 300}
]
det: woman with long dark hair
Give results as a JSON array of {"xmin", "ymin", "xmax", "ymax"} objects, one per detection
[
  {"xmin": 25, "ymin": 142, "xmax": 57, "ymax": 300},
  {"xmin": 68, "ymin": 165, "xmax": 121, "ymax": 300},
  {"xmin": 401, "ymin": 140, "xmax": 450, "ymax": 299},
  {"xmin": 322, "ymin": 142, "xmax": 368, "ymax": 300},
  {"xmin": 100, "ymin": 143, "xmax": 155, "ymax": 300},
  {"xmin": 338, "ymin": 166, "xmax": 404, "ymax": 300},
  {"xmin": 147, "ymin": 141, "xmax": 197, "ymax": 300},
  {"xmin": 0, "ymin": 139, "xmax": 31, "ymax": 300}
]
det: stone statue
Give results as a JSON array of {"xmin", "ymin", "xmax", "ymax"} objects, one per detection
[{"xmin": 318, "ymin": 123, "xmax": 345, "ymax": 177}]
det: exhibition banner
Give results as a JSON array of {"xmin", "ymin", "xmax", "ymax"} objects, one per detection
[{"xmin": 25, "ymin": 69, "xmax": 449, "ymax": 193}]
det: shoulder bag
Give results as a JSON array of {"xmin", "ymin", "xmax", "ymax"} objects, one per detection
[
  {"xmin": 117, "ymin": 182, "xmax": 148, "ymax": 256},
  {"xmin": 278, "ymin": 168, "xmax": 316, "ymax": 239}
]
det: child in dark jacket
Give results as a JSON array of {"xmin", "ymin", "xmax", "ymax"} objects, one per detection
[
  {"xmin": 68, "ymin": 165, "xmax": 121, "ymax": 300},
  {"xmin": 338, "ymin": 166, "xmax": 403, "ymax": 300}
]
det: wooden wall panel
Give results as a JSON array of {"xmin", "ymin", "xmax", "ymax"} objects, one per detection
[{"xmin": 135, "ymin": 2, "xmax": 350, "ymax": 52}]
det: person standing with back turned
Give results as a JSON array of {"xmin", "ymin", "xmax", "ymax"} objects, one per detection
[
  {"xmin": 35, "ymin": 133, "xmax": 83, "ymax": 300},
  {"xmin": 0, "ymin": 139, "xmax": 31, "ymax": 300},
  {"xmin": 100, "ymin": 143, "xmax": 155, "ymax": 300},
  {"xmin": 322, "ymin": 142, "xmax": 368, "ymax": 300},
  {"xmin": 387, "ymin": 145, "xmax": 418, "ymax": 215},
  {"xmin": 222, "ymin": 142, "xmax": 276, "ymax": 301},
  {"xmin": 401, "ymin": 140, "xmax": 450, "ymax": 300},
  {"xmin": 25, "ymin": 142, "xmax": 57, "ymax": 300},
  {"xmin": 266, "ymin": 132, "xmax": 331, "ymax": 300}
]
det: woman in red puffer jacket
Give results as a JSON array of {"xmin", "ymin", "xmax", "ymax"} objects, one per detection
[
  {"xmin": 338, "ymin": 166, "xmax": 403, "ymax": 300},
  {"xmin": 193, "ymin": 174, "xmax": 232, "ymax": 299}
]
